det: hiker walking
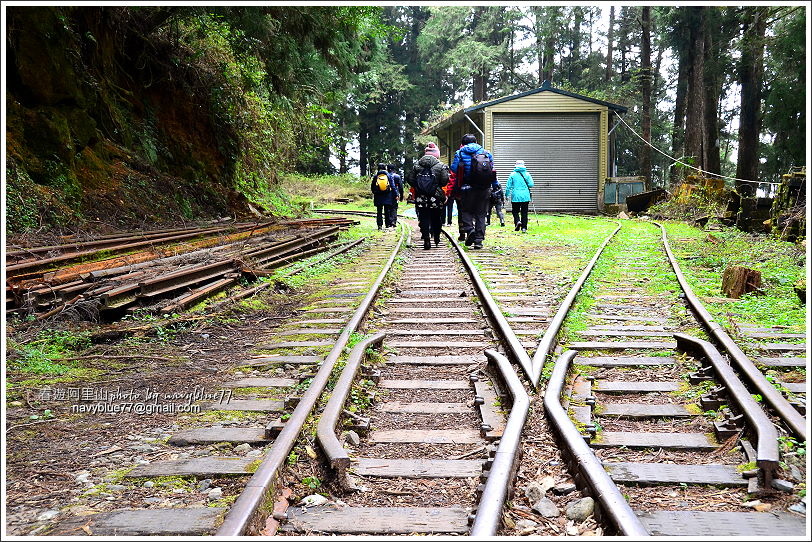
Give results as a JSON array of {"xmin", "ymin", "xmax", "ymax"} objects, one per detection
[
  {"xmin": 487, "ymin": 179, "xmax": 505, "ymax": 227},
  {"xmin": 387, "ymin": 164, "xmax": 404, "ymax": 225},
  {"xmin": 450, "ymin": 134, "xmax": 496, "ymax": 249},
  {"xmin": 371, "ymin": 162, "xmax": 398, "ymax": 230},
  {"xmin": 505, "ymin": 160, "xmax": 534, "ymax": 232},
  {"xmin": 405, "ymin": 143, "xmax": 449, "ymax": 250}
]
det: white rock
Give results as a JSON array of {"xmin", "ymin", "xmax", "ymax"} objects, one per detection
[
  {"xmin": 208, "ymin": 487, "xmax": 223, "ymax": 501},
  {"xmin": 298, "ymin": 494, "xmax": 328, "ymax": 507},
  {"xmin": 37, "ymin": 510, "xmax": 59, "ymax": 521},
  {"xmin": 234, "ymin": 443, "xmax": 252, "ymax": 453},
  {"xmin": 143, "ymin": 481, "xmax": 154, "ymax": 488}
]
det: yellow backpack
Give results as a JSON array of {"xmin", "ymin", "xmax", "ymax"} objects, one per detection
[{"xmin": 375, "ymin": 172, "xmax": 390, "ymax": 192}]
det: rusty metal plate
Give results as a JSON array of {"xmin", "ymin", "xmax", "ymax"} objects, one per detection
[
  {"xmin": 576, "ymin": 356, "xmax": 676, "ymax": 367},
  {"xmin": 595, "ymin": 381, "xmax": 680, "ymax": 393},
  {"xmin": 282, "ymin": 506, "xmax": 470, "ymax": 534},
  {"xmin": 592, "ymin": 431, "xmax": 717, "ymax": 450},
  {"xmin": 379, "ymin": 379, "xmax": 470, "ymax": 390},
  {"xmin": 605, "ymin": 462, "xmax": 746, "ymax": 486},
  {"xmin": 53, "ymin": 508, "xmax": 225, "ymax": 536},
  {"xmin": 125, "ymin": 457, "xmax": 254, "ymax": 477},
  {"xmin": 352, "ymin": 458, "xmax": 481, "ymax": 478},
  {"xmin": 636, "ymin": 510, "xmax": 806, "ymax": 536},
  {"xmin": 369, "ymin": 429, "xmax": 480, "ymax": 444}
]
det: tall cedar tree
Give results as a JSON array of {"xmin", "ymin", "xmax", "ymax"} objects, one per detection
[{"xmin": 736, "ymin": 7, "xmax": 768, "ymax": 186}]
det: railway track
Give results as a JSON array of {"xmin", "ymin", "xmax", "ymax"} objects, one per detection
[
  {"xmin": 537, "ymin": 220, "xmax": 806, "ymax": 536},
  {"xmin": 24, "ymin": 212, "xmax": 806, "ymax": 536}
]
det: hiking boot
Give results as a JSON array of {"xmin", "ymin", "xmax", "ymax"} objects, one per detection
[
  {"xmin": 514, "ymin": 222, "xmax": 521, "ymax": 231},
  {"xmin": 521, "ymin": 228, "xmax": 527, "ymax": 233},
  {"xmin": 434, "ymin": 237, "xmax": 440, "ymax": 246},
  {"xmin": 465, "ymin": 233, "xmax": 475, "ymax": 246},
  {"xmin": 473, "ymin": 243, "xmax": 483, "ymax": 250},
  {"xmin": 458, "ymin": 233, "xmax": 466, "ymax": 241},
  {"xmin": 423, "ymin": 239, "xmax": 431, "ymax": 250},
  {"xmin": 500, "ymin": 221, "xmax": 505, "ymax": 227}
]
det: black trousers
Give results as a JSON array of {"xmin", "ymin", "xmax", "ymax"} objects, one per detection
[
  {"xmin": 416, "ymin": 207, "xmax": 444, "ymax": 243},
  {"xmin": 487, "ymin": 200, "xmax": 505, "ymax": 225},
  {"xmin": 376, "ymin": 204, "xmax": 397, "ymax": 228},
  {"xmin": 458, "ymin": 187, "xmax": 491, "ymax": 243},
  {"xmin": 444, "ymin": 200, "xmax": 455, "ymax": 225},
  {"xmin": 512, "ymin": 201, "xmax": 529, "ymax": 229}
]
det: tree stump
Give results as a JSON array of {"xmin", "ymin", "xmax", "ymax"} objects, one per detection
[{"xmin": 721, "ymin": 266, "xmax": 762, "ymax": 299}]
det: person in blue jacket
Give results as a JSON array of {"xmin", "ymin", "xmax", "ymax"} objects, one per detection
[
  {"xmin": 505, "ymin": 160, "xmax": 534, "ymax": 232},
  {"xmin": 370, "ymin": 163, "xmax": 399, "ymax": 229},
  {"xmin": 450, "ymin": 134, "xmax": 495, "ymax": 249}
]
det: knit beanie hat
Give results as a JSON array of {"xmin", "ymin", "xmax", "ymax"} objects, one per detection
[
  {"xmin": 515, "ymin": 160, "xmax": 525, "ymax": 167},
  {"xmin": 424, "ymin": 142, "xmax": 441, "ymax": 158}
]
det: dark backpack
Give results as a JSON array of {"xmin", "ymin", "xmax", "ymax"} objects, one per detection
[
  {"xmin": 413, "ymin": 166, "xmax": 438, "ymax": 197},
  {"xmin": 468, "ymin": 151, "xmax": 494, "ymax": 188}
]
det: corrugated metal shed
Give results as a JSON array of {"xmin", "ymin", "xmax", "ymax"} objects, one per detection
[{"xmin": 423, "ymin": 81, "xmax": 627, "ymax": 212}]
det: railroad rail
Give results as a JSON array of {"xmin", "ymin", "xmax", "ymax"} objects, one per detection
[
  {"xmin": 29, "ymin": 212, "xmax": 805, "ymax": 537},
  {"xmin": 6, "ymin": 219, "xmax": 358, "ymax": 321},
  {"xmin": 533, "ymin": 220, "xmax": 806, "ymax": 536}
]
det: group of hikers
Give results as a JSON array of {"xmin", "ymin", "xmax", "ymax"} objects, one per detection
[{"xmin": 371, "ymin": 133, "xmax": 535, "ymax": 250}]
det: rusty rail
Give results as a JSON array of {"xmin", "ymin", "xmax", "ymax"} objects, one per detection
[
  {"xmin": 215, "ymin": 224, "xmax": 406, "ymax": 535},
  {"xmin": 544, "ymin": 350, "xmax": 650, "ymax": 536},
  {"xmin": 674, "ymin": 333, "xmax": 779, "ymax": 489},
  {"xmin": 656, "ymin": 221, "xmax": 806, "ymax": 441},
  {"xmin": 316, "ymin": 333, "xmax": 386, "ymax": 487},
  {"xmin": 443, "ymin": 228, "xmax": 533, "ymax": 379},
  {"xmin": 470, "ymin": 349, "xmax": 530, "ymax": 536}
]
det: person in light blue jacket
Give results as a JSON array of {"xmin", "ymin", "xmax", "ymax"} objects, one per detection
[{"xmin": 505, "ymin": 160, "xmax": 534, "ymax": 232}]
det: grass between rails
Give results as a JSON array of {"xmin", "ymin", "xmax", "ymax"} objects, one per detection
[
  {"xmin": 661, "ymin": 220, "xmax": 806, "ymax": 330},
  {"xmin": 559, "ymin": 219, "xmax": 687, "ymax": 345}
]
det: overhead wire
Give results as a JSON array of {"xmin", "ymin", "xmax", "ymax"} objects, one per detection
[{"xmin": 613, "ymin": 111, "xmax": 781, "ymax": 186}]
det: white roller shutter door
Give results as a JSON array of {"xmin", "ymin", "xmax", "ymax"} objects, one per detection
[{"xmin": 492, "ymin": 113, "xmax": 599, "ymax": 212}]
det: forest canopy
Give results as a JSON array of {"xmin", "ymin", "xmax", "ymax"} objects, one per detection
[{"xmin": 4, "ymin": 4, "xmax": 807, "ymax": 232}]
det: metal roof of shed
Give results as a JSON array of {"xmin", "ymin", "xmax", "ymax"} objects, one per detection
[{"xmin": 423, "ymin": 80, "xmax": 628, "ymax": 135}]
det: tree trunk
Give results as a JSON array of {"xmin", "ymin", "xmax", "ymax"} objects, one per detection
[
  {"xmin": 735, "ymin": 7, "xmax": 767, "ymax": 186},
  {"xmin": 640, "ymin": 6, "xmax": 652, "ymax": 186},
  {"xmin": 684, "ymin": 6, "xmax": 706, "ymax": 174},
  {"xmin": 702, "ymin": 23, "xmax": 721, "ymax": 176},
  {"xmin": 670, "ymin": 42, "xmax": 688, "ymax": 186},
  {"xmin": 358, "ymin": 114, "xmax": 368, "ymax": 177},
  {"xmin": 605, "ymin": 6, "xmax": 614, "ymax": 81}
]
